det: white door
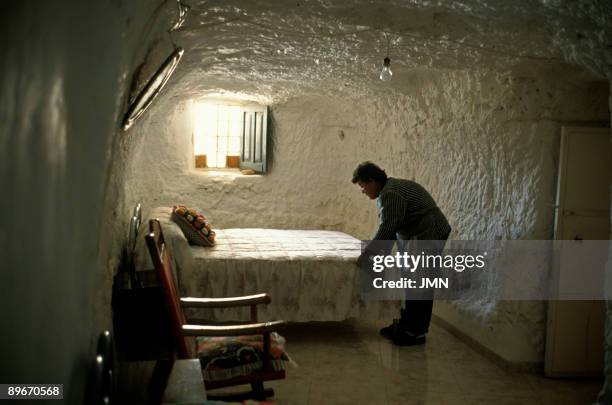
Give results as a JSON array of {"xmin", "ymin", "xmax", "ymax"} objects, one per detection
[{"xmin": 545, "ymin": 126, "xmax": 611, "ymax": 377}]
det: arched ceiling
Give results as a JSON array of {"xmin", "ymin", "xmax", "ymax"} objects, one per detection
[{"xmin": 146, "ymin": 0, "xmax": 611, "ymax": 103}]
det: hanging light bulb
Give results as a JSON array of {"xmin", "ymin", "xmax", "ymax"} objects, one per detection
[
  {"xmin": 380, "ymin": 57, "xmax": 392, "ymax": 81},
  {"xmin": 379, "ymin": 32, "xmax": 392, "ymax": 81}
]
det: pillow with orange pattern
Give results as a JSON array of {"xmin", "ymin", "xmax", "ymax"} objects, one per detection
[{"xmin": 171, "ymin": 205, "xmax": 216, "ymax": 247}]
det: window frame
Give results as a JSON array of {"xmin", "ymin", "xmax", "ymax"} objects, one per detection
[{"xmin": 192, "ymin": 102, "xmax": 269, "ymax": 174}]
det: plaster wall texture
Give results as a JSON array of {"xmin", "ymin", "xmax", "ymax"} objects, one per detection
[
  {"xmin": 0, "ymin": 0, "xmax": 163, "ymax": 401},
  {"xmin": 113, "ymin": 67, "xmax": 608, "ymax": 364},
  {"xmin": 1, "ymin": 0, "xmax": 610, "ymax": 401}
]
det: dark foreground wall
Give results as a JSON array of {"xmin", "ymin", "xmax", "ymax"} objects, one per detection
[{"xmin": 0, "ymin": 1, "xmax": 157, "ymax": 402}]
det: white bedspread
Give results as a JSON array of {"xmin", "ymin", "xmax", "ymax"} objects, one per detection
[{"xmin": 136, "ymin": 207, "xmax": 399, "ymax": 321}]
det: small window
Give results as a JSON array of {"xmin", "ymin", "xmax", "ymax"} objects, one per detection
[{"xmin": 193, "ymin": 102, "xmax": 268, "ymax": 173}]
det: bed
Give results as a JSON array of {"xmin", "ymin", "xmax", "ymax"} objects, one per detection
[{"xmin": 134, "ymin": 206, "xmax": 399, "ymax": 322}]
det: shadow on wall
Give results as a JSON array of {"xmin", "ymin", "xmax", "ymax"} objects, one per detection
[{"xmin": 267, "ymin": 107, "xmax": 277, "ymax": 172}]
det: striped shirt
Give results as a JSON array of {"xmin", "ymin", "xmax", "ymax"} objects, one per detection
[{"xmin": 373, "ymin": 178, "xmax": 451, "ymax": 241}]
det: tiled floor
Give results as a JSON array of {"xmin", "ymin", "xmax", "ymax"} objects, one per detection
[{"xmin": 256, "ymin": 320, "xmax": 603, "ymax": 405}]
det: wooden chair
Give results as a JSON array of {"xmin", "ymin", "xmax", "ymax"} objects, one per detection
[{"xmin": 145, "ymin": 219, "xmax": 287, "ymax": 402}]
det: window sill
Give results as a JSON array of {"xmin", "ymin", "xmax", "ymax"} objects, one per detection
[{"xmin": 191, "ymin": 168, "xmax": 262, "ymax": 179}]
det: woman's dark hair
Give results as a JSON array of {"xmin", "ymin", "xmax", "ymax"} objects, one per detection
[{"xmin": 351, "ymin": 161, "xmax": 387, "ymax": 184}]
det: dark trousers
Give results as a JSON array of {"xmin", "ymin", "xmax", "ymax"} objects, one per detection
[
  {"xmin": 400, "ymin": 300, "xmax": 434, "ymax": 335},
  {"xmin": 398, "ymin": 234, "xmax": 449, "ymax": 335}
]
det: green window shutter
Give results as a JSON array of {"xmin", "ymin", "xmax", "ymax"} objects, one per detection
[{"xmin": 240, "ymin": 106, "xmax": 268, "ymax": 173}]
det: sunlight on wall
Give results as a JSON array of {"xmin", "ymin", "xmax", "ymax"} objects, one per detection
[{"xmin": 193, "ymin": 102, "xmax": 243, "ymax": 168}]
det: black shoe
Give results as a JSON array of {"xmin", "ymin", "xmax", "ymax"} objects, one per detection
[
  {"xmin": 392, "ymin": 330, "xmax": 426, "ymax": 346},
  {"xmin": 379, "ymin": 320, "xmax": 397, "ymax": 340}
]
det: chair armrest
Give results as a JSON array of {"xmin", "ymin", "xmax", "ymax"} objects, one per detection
[
  {"xmin": 181, "ymin": 320, "xmax": 286, "ymax": 337},
  {"xmin": 180, "ymin": 293, "xmax": 271, "ymax": 308}
]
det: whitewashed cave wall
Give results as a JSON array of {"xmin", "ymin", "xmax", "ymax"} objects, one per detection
[
  {"xmin": 0, "ymin": 0, "xmax": 159, "ymax": 401},
  {"xmin": 112, "ymin": 67, "xmax": 608, "ymax": 364}
]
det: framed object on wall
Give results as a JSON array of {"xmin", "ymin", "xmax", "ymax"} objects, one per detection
[{"xmin": 122, "ymin": 47, "xmax": 184, "ymax": 131}]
